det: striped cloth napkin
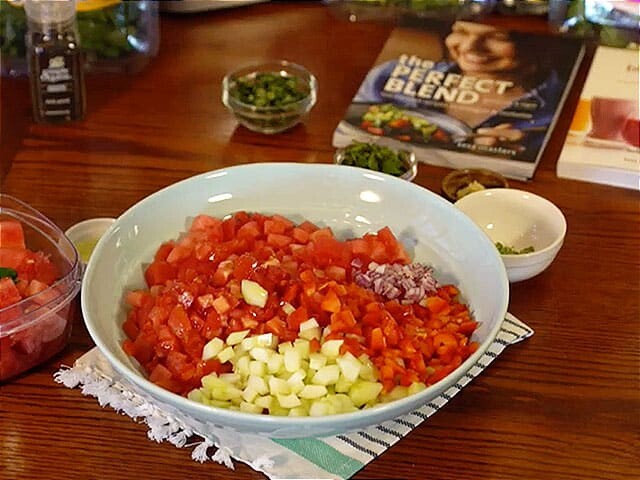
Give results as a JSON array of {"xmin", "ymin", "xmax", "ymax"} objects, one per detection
[{"xmin": 54, "ymin": 313, "xmax": 533, "ymax": 480}]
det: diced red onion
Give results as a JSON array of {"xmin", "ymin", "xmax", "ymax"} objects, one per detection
[{"xmin": 353, "ymin": 261, "xmax": 438, "ymax": 304}]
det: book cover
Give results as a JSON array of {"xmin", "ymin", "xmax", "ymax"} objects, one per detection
[
  {"xmin": 332, "ymin": 18, "xmax": 586, "ymax": 180},
  {"xmin": 556, "ymin": 45, "xmax": 640, "ymax": 190}
]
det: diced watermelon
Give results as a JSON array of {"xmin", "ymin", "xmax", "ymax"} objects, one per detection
[
  {"xmin": 0, "ymin": 277, "xmax": 22, "ymax": 309},
  {"xmin": 0, "ymin": 248, "xmax": 28, "ymax": 270},
  {"xmin": 0, "ymin": 220, "xmax": 26, "ymax": 249}
]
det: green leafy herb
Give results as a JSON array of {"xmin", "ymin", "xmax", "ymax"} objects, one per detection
[
  {"xmin": 0, "ymin": 267, "xmax": 18, "ymax": 282},
  {"xmin": 340, "ymin": 142, "xmax": 410, "ymax": 177},
  {"xmin": 231, "ymin": 72, "xmax": 308, "ymax": 109},
  {"xmin": 495, "ymin": 242, "xmax": 535, "ymax": 255}
]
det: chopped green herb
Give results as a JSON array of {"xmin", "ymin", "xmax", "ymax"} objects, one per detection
[
  {"xmin": 0, "ymin": 267, "xmax": 18, "ymax": 282},
  {"xmin": 231, "ymin": 72, "xmax": 308, "ymax": 109},
  {"xmin": 495, "ymin": 242, "xmax": 535, "ymax": 255},
  {"xmin": 340, "ymin": 142, "xmax": 410, "ymax": 177}
]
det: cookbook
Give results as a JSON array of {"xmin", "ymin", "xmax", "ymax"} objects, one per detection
[
  {"xmin": 332, "ymin": 17, "xmax": 586, "ymax": 180},
  {"xmin": 556, "ymin": 45, "xmax": 640, "ymax": 190}
]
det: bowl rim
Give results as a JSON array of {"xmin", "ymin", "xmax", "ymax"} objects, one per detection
[
  {"xmin": 454, "ymin": 188, "xmax": 567, "ymax": 260},
  {"xmin": 222, "ymin": 59, "xmax": 318, "ymax": 114},
  {"xmin": 82, "ymin": 163, "xmax": 509, "ymax": 434}
]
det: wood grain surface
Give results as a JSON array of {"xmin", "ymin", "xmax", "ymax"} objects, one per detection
[{"xmin": 1, "ymin": 3, "xmax": 638, "ymax": 480}]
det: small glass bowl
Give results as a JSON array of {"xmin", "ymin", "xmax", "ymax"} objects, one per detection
[
  {"xmin": 222, "ymin": 60, "xmax": 317, "ymax": 134},
  {"xmin": 334, "ymin": 145, "xmax": 418, "ymax": 181},
  {"xmin": 441, "ymin": 168, "xmax": 509, "ymax": 202}
]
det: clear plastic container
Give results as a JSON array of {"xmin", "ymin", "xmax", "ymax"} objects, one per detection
[
  {"xmin": 323, "ymin": 0, "xmax": 497, "ymax": 23},
  {"xmin": 548, "ymin": 0, "xmax": 640, "ymax": 48},
  {"xmin": 0, "ymin": 194, "xmax": 82, "ymax": 381},
  {"xmin": 1, "ymin": 0, "xmax": 159, "ymax": 77}
]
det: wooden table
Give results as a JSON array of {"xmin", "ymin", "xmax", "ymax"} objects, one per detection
[{"xmin": 1, "ymin": 3, "xmax": 638, "ymax": 479}]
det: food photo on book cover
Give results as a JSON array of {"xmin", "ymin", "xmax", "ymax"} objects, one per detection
[
  {"xmin": 556, "ymin": 44, "xmax": 640, "ymax": 191},
  {"xmin": 333, "ymin": 17, "xmax": 585, "ymax": 180}
]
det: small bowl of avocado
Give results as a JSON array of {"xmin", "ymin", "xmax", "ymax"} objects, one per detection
[{"xmin": 441, "ymin": 168, "xmax": 509, "ymax": 202}]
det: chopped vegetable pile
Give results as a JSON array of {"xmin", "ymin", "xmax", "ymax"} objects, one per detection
[
  {"xmin": 339, "ymin": 142, "xmax": 411, "ymax": 177},
  {"xmin": 495, "ymin": 242, "xmax": 535, "ymax": 255},
  {"xmin": 230, "ymin": 72, "xmax": 309, "ymax": 108},
  {"xmin": 123, "ymin": 212, "xmax": 479, "ymax": 416},
  {"xmin": 360, "ymin": 104, "xmax": 450, "ymax": 144}
]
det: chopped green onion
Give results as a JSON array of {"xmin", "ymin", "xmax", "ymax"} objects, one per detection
[{"xmin": 231, "ymin": 72, "xmax": 308, "ymax": 108}]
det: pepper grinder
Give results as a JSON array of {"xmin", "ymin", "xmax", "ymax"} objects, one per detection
[{"xmin": 25, "ymin": 0, "xmax": 86, "ymax": 123}]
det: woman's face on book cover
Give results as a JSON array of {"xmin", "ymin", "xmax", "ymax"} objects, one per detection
[{"xmin": 445, "ymin": 22, "xmax": 520, "ymax": 76}]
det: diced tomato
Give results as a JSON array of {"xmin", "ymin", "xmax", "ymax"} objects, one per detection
[
  {"xmin": 122, "ymin": 314, "xmax": 140, "ymax": 340},
  {"xmin": 325, "ymin": 265, "xmax": 346, "ymax": 282},
  {"xmin": 211, "ymin": 295, "xmax": 231, "ymax": 314},
  {"xmin": 320, "ymin": 289, "xmax": 341, "ymax": 313},
  {"xmin": 309, "ymin": 227, "xmax": 333, "ymax": 242},
  {"xmin": 221, "ymin": 216, "xmax": 238, "ymax": 240},
  {"xmin": 149, "ymin": 364, "xmax": 181, "ymax": 393},
  {"xmin": 0, "ymin": 220, "xmax": 26, "ymax": 249},
  {"xmin": 263, "ymin": 219, "xmax": 286, "ymax": 235},
  {"xmin": 286, "ymin": 306, "xmax": 308, "ymax": 331},
  {"xmin": 457, "ymin": 321, "xmax": 479, "ymax": 335},
  {"xmin": 168, "ymin": 305, "xmax": 192, "ymax": 339},
  {"xmin": 197, "ymin": 358, "xmax": 227, "ymax": 377},
  {"xmin": 126, "ymin": 290, "xmax": 148, "ymax": 308},
  {"xmin": 291, "ymin": 227, "xmax": 310, "ymax": 244},
  {"xmin": 369, "ymin": 327, "xmax": 386, "ymax": 352},
  {"xmin": 376, "ymin": 226, "xmax": 410, "ymax": 264},
  {"xmin": 190, "ymin": 215, "xmax": 224, "ymax": 242},
  {"xmin": 267, "ymin": 233, "xmax": 292, "ymax": 249},
  {"xmin": 237, "ymin": 220, "xmax": 262, "ymax": 240},
  {"xmin": 265, "ymin": 317, "xmax": 288, "ymax": 339},
  {"xmin": 154, "ymin": 242, "xmax": 175, "ymax": 262},
  {"xmin": 166, "ymin": 244, "xmax": 192, "ymax": 264},
  {"xmin": 232, "ymin": 254, "xmax": 257, "ymax": 281},
  {"xmin": 270, "ymin": 214, "xmax": 295, "ymax": 230},
  {"xmin": 144, "ymin": 261, "xmax": 177, "ymax": 287},
  {"xmin": 425, "ymin": 296, "xmax": 450, "ymax": 315},
  {"xmin": 309, "ymin": 337, "xmax": 321, "ymax": 353}
]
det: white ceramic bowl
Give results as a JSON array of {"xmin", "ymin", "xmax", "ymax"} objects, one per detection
[
  {"xmin": 65, "ymin": 217, "xmax": 116, "ymax": 265},
  {"xmin": 82, "ymin": 163, "xmax": 509, "ymax": 438},
  {"xmin": 455, "ymin": 189, "xmax": 566, "ymax": 283}
]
